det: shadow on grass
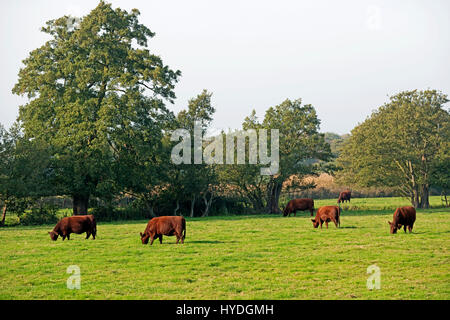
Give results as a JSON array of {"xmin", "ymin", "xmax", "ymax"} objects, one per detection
[
  {"xmin": 398, "ymin": 230, "xmax": 450, "ymax": 235},
  {"xmin": 188, "ymin": 240, "xmax": 226, "ymax": 244},
  {"xmin": 159, "ymin": 240, "xmax": 230, "ymax": 245}
]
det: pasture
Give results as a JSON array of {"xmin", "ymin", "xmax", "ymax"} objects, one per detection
[{"xmin": 0, "ymin": 198, "xmax": 449, "ymax": 300}]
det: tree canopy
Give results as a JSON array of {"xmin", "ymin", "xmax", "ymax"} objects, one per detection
[
  {"xmin": 337, "ymin": 89, "xmax": 450, "ymax": 208},
  {"xmin": 12, "ymin": 1, "xmax": 180, "ymax": 214}
]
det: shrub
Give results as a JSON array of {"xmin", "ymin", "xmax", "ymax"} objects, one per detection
[
  {"xmin": 18, "ymin": 204, "xmax": 59, "ymax": 226},
  {"xmin": 91, "ymin": 204, "xmax": 150, "ymax": 222}
]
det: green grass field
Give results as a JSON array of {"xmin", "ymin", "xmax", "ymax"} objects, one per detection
[{"xmin": 1, "ymin": 197, "xmax": 449, "ymax": 300}]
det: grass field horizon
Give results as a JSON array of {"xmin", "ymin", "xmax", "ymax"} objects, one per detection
[{"xmin": 1, "ymin": 197, "xmax": 449, "ymax": 300}]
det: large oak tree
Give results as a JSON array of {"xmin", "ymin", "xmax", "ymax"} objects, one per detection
[{"xmin": 13, "ymin": 1, "xmax": 180, "ymax": 214}]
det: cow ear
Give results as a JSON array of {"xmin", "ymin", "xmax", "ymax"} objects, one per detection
[
  {"xmin": 387, "ymin": 221, "xmax": 392, "ymax": 225},
  {"xmin": 140, "ymin": 232, "xmax": 143, "ymax": 237},
  {"xmin": 311, "ymin": 219, "xmax": 315, "ymax": 223}
]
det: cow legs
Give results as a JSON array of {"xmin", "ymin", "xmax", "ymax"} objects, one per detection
[
  {"xmin": 333, "ymin": 218, "xmax": 338, "ymax": 228},
  {"xmin": 86, "ymin": 232, "xmax": 91, "ymax": 240},
  {"xmin": 150, "ymin": 237, "xmax": 155, "ymax": 245},
  {"xmin": 325, "ymin": 221, "xmax": 329, "ymax": 229},
  {"xmin": 404, "ymin": 225, "xmax": 407, "ymax": 233},
  {"xmin": 62, "ymin": 235, "xmax": 66, "ymax": 241},
  {"xmin": 159, "ymin": 235, "xmax": 163, "ymax": 244},
  {"xmin": 176, "ymin": 230, "xmax": 184, "ymax": 244}
]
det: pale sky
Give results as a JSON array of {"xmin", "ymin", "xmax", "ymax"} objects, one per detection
[{"xmin": 1, "ymin": 0, "xmax": 449, "ymax": 134}]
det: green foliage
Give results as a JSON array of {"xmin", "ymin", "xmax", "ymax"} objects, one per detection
[
  {"xmin": 430, "ymin": 144, "xmax": 450, "ymax": 193},
  {"xmin": 254, "ymin": 98, "xmax": 332, "ymax": 180},
  {"xmin": 167, "ymin": 90, "xmax": 218, "ymax": 217},
  {"xmin": 18, "ymin": 204, "xmax": 59, "ymax": 226},
  {"xmin": 177, "ymin": 90, "xmax": 215, "ymax": 131},
  {"xmin": 322, "ymin": 132, "xmax": 349, "ymax": 174},
  {"xmin": 91, "ymin": 204, "xmax": 149, "ymax": 222},
  {"xmin": 12, "ymin": 1, "xmax": 180, "ymax": 212},
  {"xmin": 0, "ymin": 123, "xmax": 52, "ymax": 225},
  {"xmin": 229, "ymin": 98, "xmax": 333, "ymax": 212},
  {"xmin": 337, "ymin": 89, "xmax": 450, "ymax": 208}
]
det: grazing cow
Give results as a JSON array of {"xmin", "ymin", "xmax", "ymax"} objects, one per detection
[
  {"xmin": 337, "ymin": 191, "xmax": 352, "ymax": 204},
  {"xmin": 311, "ymin": 206, "xmax": 341, "ymax": 229},
  {"xmin": 140, "ymin": 216, "xmax": 186, "ymax": 245},
  {"xmin": 388, "ymin": 206, "xmax": 416, "ymax": 234},
  {"xmin": 49, "ymin": 215, "xmax": 97, "ymax": 241},
  {"xmin": 283, "ymin": 198, "xmax": 315, "ymax": 217}
]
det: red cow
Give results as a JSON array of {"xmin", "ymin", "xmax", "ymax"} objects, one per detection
[
  {"xmin": 311, "ymin": 206, "xmax": 341, "ymax": 229},
  {"xmin": 337, "ymin": 191, "xmax": 351, "ymax": 204},
  {"xmin": 388, "ymin": 206, "xmax": 416, "ymax": 234},
  {"xmin": 283, "ymin": 198, "xmax": 315, "ymax": 217},
  {"xmin": 49, "ymin": 215, "xmax": 97, "ymax": 241},
  {"xmin": 140, "ymin": 216, "xmax": 186, "ymax": 245}
]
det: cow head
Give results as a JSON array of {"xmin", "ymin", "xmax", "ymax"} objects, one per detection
[
  {"xmin": 388, "ymin": 221, "xmax": 398, "ymax": 234},
  {"xmin": 48, "ymin": 231, "xmax": 59, "ymax": 241},
  {"xmin": 282, "ymin": 207, "xmax": 288, "ymax": 217},
  {"xmin": 311, "ymin": 219, "xmax": 320, "ymax": 228},
  {"xmin": 140, "ymin": 232, "xmax": 150, "ymax": 245}
]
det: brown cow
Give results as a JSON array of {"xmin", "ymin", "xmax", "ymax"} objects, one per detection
[
  {"xmin": 337, "ymin": 191, "xmax": 351, "ymax": 204},
  {"xmin": 49, "ymin": 215, "xmax": 97, "ymax": 241},
  {"xmin": 311, "ymin": 206, "xmax": 341, "ymax": 229},
  {"xmin": 140, "ymin": 216, "xmax": 186, "ymax": 245},
  {"xmin": 283, "ymin": 198, "xmax": 315, "ymax": 217},
  {"xmin": 388, "ymin": 206, "xmax": 416, "ymax": 234}
]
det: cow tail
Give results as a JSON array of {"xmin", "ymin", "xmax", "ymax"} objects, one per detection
[{"xmin": 183, "ymin": 218, "xmax": 186, "ymax": 240}]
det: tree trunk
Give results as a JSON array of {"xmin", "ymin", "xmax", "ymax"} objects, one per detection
[
  {"xmin": 1, "ymin": 203, "xmax": 7, "ymax": 226},
  {"xmin": 73, "ymin": 194, "xmax": 90, "ymax": 215},
  {"xmin": 147, "ymin": 203, "xmax": 156, "ymax": 218},
  {"xmin": 419, "ymin": 155, "xmax": 430, "ymax": 209},
  {"xmin": 174, "ymin": 200, "xmax": 180, "ymax": 216},
  {"xmin": 411, "ymin": 187, "xmax": 420, "ymax": 208},
  {"xmin": 202, "ymin": 192, "xmax": 214, "ymax": 218},
  {"xmin": 266, "ymin": 177, "xmax": 282, "ymax": 214},
  {"xmin": 419, "ymin": 184, "xmax": 430, "ymax": 209},
  {"xmin": 408, "ymin": 161, "xmax": 420, "ymax": 208},
  {"xmin": 190, "ymin": 195, "xmax": 196, "ymax": 218}
]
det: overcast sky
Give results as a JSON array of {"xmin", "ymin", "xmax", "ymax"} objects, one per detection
[{"xmin": 1, "ymin": 0, "xmax": 449, "ymax": 134}]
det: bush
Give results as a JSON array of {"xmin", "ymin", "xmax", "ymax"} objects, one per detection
[
  {"xmin": 91, "ymin": 204, "xmax": 150, "ymax": 222},
  {"xmin": 18, "ymin": 204, "xmax": 59, "ymax": 226}
]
